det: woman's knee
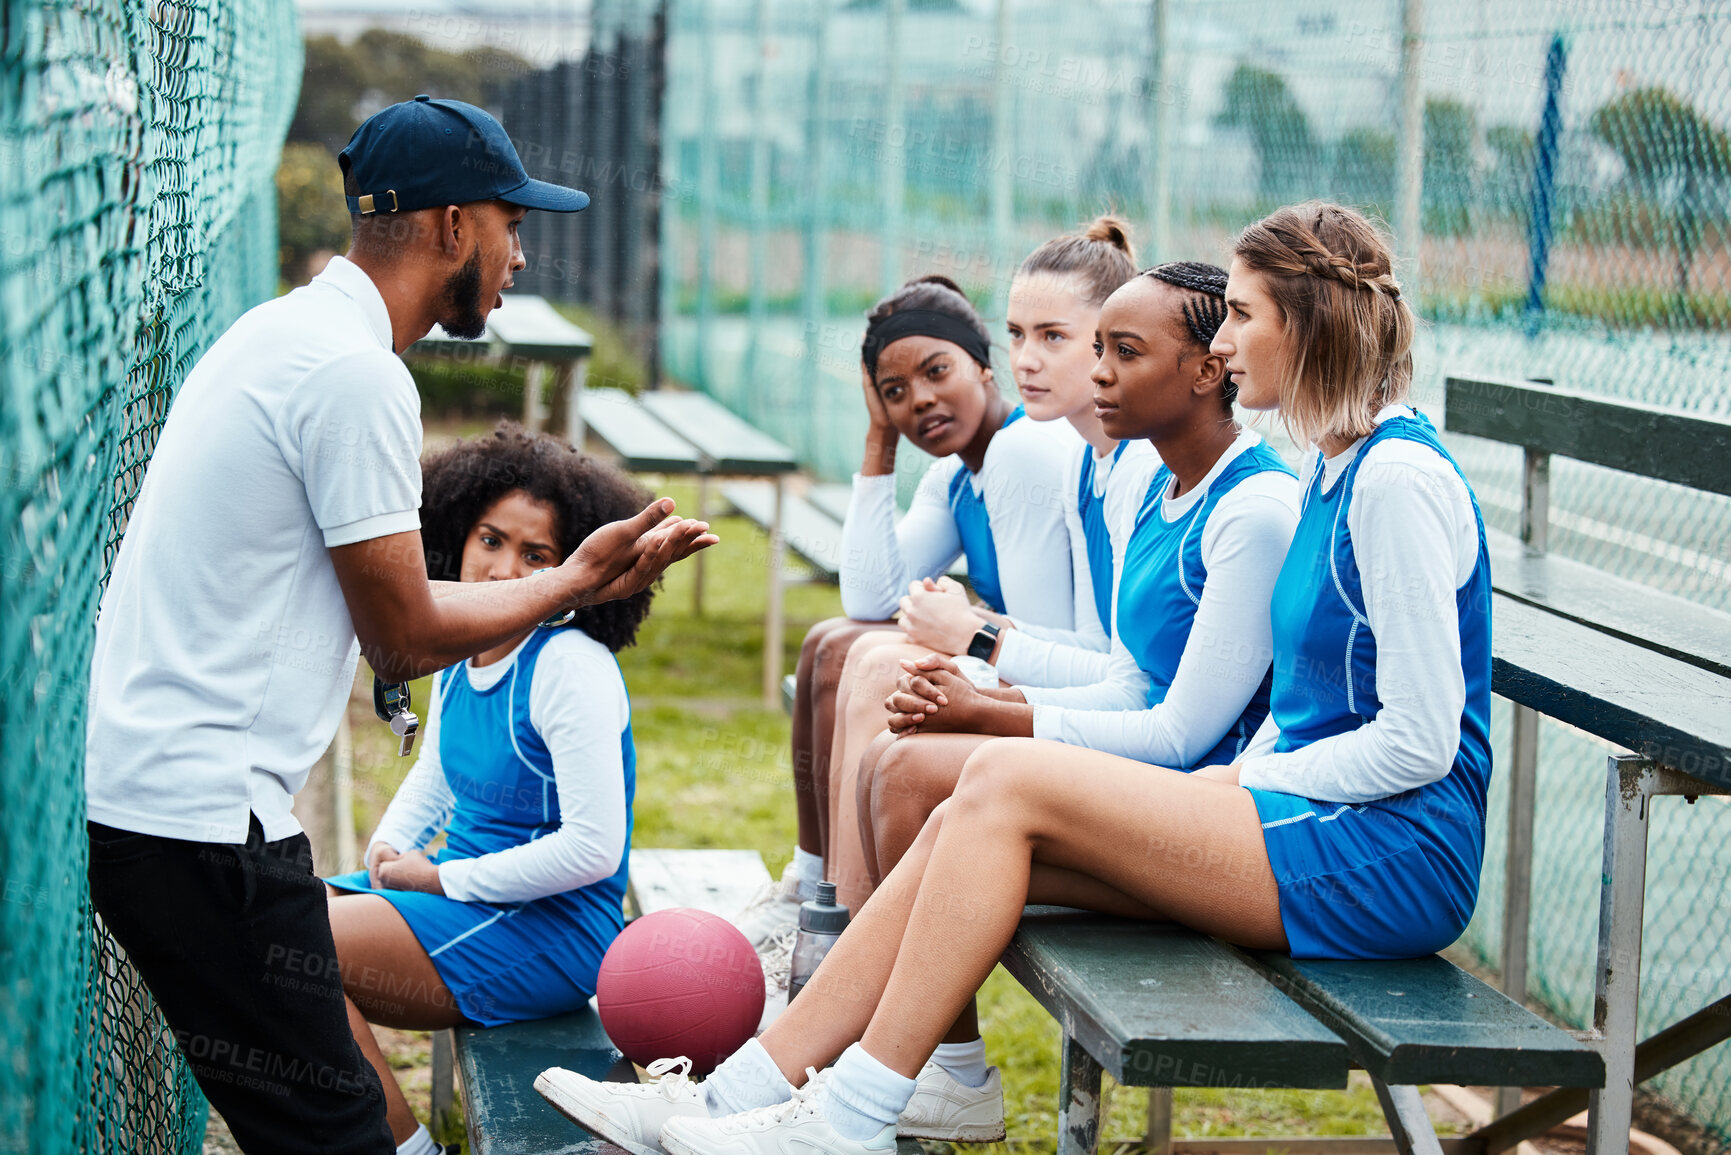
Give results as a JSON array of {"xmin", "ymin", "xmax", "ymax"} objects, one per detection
[
  {"xmin": 952, "ymin": 738, "xmax": 1047, "ymax": 817},
  {"xmin": 870, "ymin": 738, "xmax": 949, "ymax": 819}
]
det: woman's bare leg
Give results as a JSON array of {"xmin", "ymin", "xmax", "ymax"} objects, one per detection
[
  {"xmin": 757, "ymin": 738, "xmax": 1284, "ymax": 1083},
  {"xmin": 863, "ymin": 732, "xmax": 993, "ymax": 886},
  {"xmin": 828, "ymin": 633, "xmax": 932, "ymax": 909},
  {"xmin": 794, "ymin": 619, "xmax": 887, "ymax": 857},
  {"xmin": 327, "ymin": 893, "xmax": 469, "ymax": 1143}
]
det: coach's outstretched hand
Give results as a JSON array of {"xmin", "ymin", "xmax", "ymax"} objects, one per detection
[{"xmin": 567, "ymin": 497, "xmax": 718, "ymax": 606}]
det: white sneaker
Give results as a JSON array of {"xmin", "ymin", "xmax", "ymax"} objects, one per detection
[
  {"xmin": 659, "ymin": 1069, "xmax": 898, "ymax": 1155},
  {"xmin": 731, "ymin": 868, "xmax": 804, "ymax": 949},
  {"xmin": 899, "ymin": 1060, "xmax": 1005, "ymax": 1141},
  {"xmin": 535, "ymin": 1056, "xmax": 706, "ymax": 1155}
]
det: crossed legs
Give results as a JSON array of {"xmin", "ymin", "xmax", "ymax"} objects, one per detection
[{"xmin": 756, "ymin": 737, "xmax": 1285, "ymax": 1083}]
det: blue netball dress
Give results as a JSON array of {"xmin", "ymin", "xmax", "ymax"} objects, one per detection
[
  {"xmin": 946, "ymin": 405, "xmax": 1026, "ymax": 613},
  {"xmin": 327, "ymin": 627, "xmax": 636, "ymax": 1027},
  {"xmin": 1247, "ymin": 413, "xmax": 1492, "ymax": 960},
  {"xmin": 1077, "ymin": 440, "xmax": 1127, "ymax": 634},
  {"xmin": 1114, "ymin": 441, "xmax": 1295, "ymax": 769}
]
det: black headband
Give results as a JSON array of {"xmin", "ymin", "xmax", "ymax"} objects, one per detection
[{"xmin": 862, "ymin": 309, "xmax": 992, "ymax": 380}]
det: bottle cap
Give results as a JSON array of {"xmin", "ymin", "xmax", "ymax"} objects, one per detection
[{"xmin": 799, "ymin": 880, "xmax": 850, "ymax": 934}]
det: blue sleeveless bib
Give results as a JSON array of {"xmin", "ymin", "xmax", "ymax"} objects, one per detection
[
  {"xmin": 947, "ymin": 405, "xmax": 1025, "ymax": 613},
  {"xmin": 1077, "ymin": 440, "xmax": 1127, "ymax": 634},
  {"xmin": 438, "ymin": 628, "xmax": 636, "ymax": 919},
  {"xmin": 1115, "ymin": 440, "xmax": 1295, "ymax": 769},
  {"xmin": 1266, "ymin": 413, "xmax": 1492, "ymax": 891}
]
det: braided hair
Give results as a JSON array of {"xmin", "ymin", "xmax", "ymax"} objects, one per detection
[
  {"xmin": 1233, "ymin": 201, "xmax": 1414, "ymax": 446},
  {"xmin": 1143, "ymin": 261, "xmax": 1233, "ymax": 409}
]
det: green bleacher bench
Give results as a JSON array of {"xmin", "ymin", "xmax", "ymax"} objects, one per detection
[
  {"xmin": 1002, "ymin": 910, "xmax": 1601, "ymax": 1155},
  {"xmin": 1441, "ymin": 375, "xmax": 1731, "ymax": 1151},
  {"xmin": 411, "ymin": 293, "xmax": 595, "ymax": 438},
  {"xmin": 722, "ymin": 480, "xmax": 846, "ymax": 581},
  {"xmin": 574, "ymin": 386, "xmax": 800, "ymax": 707}
]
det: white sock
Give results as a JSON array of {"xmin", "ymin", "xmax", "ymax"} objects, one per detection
[
  {"xmin": 821, "ymin": 1043, "xmax": 917, "ymax": 1142},
  {"xmin": 791, "ymin": 847, "xmax": 823, "ymax": 901},
  {"xmin": 396, "ymin": 1124, "xmax": 439, "ymax": 1155},
  {"xmin": 703, "ymin": 1036, "xmax": 793, "ymax": 1117},
  {"xmin": 931, "ymin": 1037, "xmax": 990, "ymax": 1088}
]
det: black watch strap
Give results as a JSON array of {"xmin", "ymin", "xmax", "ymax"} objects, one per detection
[{"xmin": 966, "ymin": 622, "xmax": 1001, "ymax": 662}]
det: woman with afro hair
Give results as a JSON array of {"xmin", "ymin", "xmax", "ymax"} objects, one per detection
[{"xmin": 324, "ymin": 422, "xmax": 656, "ymax": 1155}]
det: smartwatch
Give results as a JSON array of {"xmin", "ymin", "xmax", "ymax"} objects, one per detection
[{"xmin": 966, "ymin": 622, "xmax": 1001, "ymax": 663}]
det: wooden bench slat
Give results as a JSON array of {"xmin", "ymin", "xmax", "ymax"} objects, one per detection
[
  {"xmin": 1444, "ymin": 375, "xmax": 1731, "ymax": 496},
  {"xmin": 1486, "ymin": 529, "xmax": 1731, "ymax": 679},
  {"xmin": 1492, "ymin": 592, "xmax": 1731, "ymax": 788},
  {"xmin": 578, "ymin": 388, "xmax": 702, "ymax": 474},
  {"xmin": 722, "ymin": 480, "xmax": 844, "ymax": 579},
  {"xmin": 456, "ymin": 1007, "xmax": 630, "ymax": 1155},
  {"xmin": 640, "ymin": 392, "xmax": 798, "ymax": 475},
  {"xmin": 1246, "ymin": 953, "xmax": 1605, "ymax": 1089},
  {"xmin": 627, "ymin": 847, "xmax": 772, "ymax": 918},
  {"xmin": 1003, "ymin": 910, "xmax": 1349, "ymax": 1089}
]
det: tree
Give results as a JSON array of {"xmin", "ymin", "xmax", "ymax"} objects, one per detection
[
  {"xmin": 1590, "ymin": 86, "xmax": 1731, "ymax": 299},
  {"xmin": 1216, "ymin": 64, "xmax": 1318, "ymax": 202},
  {"xmin": 1422, "ymin": 98, "xmax": 1476, "ymax": 237},
  {"xmin": 277, "ymin": 142, "xmax": 353, "ymax": 285},
  {"xmin": 1331, "ymin": 127, "xmax": 1395, "ymax": 214}
]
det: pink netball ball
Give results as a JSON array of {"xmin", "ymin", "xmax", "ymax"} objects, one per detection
[{"xmin": 596, "ymin": 908, "xmax": 765, "ymax": 1075}]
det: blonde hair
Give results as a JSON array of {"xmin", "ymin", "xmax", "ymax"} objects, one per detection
[
  {"xmin": 1016, "ymin": 215, "xmax": 1138, "ymax": 307},
  {"xmin": 1232, "ymin": 201, "xmax": 1414, "ymax": 447}
]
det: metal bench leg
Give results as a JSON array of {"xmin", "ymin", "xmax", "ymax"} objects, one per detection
[
  {"xmin": 1586, "ymin": 754, "xmax": 1653, "ymax": 1155},
  {"xmin": 1145, "ymin": 1086, "xmax": 1173, "ymax": 1155},
  {"xmin": 1058, "ymin": 1034, "xmax": 1102, "ymax": 1155},
  {"xmin": 1371, "ymin": 1078, "xmax": 1444, "ymax": 1155},
  {"xmin": 761, "ymin": 476, "xmax": 786, "ymax": 708},
  {"xmin": 1496, "ymin": 703, "xmax": 1540, "ymax": 1118},
  {"xmin": 693, "ymin": 474, "xmax": 709, "ymax": 617},
  {"xmin": 431, "ymin": 1028, "xmax": 455, "ymax": 1137}
]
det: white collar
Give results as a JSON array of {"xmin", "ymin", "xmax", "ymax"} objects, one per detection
[{"xmin": 313, "ymin": 255, "xmax": 395, "ymax": 352}]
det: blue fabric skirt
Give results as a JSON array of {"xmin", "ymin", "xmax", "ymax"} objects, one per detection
[
  {"xmin": 327, "ymin": 850, "xmax": 620, "ymax": 1028},
  {"xmin": 1247, "ymin": 787, "xmax": 1475, "ymax": 960}
]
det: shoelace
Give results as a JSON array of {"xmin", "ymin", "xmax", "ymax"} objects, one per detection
[
  {"xmin": 723, "ymin": 1067, "xmax": 827, "ymax": 1130},
  {"xmin": 644, "ymin": 1055, "xmax": 696, "ymax": 1102},
  {"xmin": 759, "ymin": 925, "xmax": 797, "ymax": 991}
]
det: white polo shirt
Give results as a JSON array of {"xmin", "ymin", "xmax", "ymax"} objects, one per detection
[{"xmin": 85, "ymin": 256, "xmax": 423, "ymax": 844}]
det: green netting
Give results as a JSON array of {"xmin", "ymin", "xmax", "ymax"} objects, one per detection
[
  {"xmin": 658, "ymin": 0, "xmax": 1731, "ymax": 1140},
  {"xmin": 0, "ymin": 1, "xmax": 300, "ymax": 1151}
]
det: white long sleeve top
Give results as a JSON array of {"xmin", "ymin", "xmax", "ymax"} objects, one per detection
[
  {"xmin": 367, "ymin": 628, "xmax": 631, "ymax": 904},
  {"xmin": 996, "ymin": 438, "xmax": 1162, "ymax": 688},
  {"xmin": 1237, "ymin": 406, "xmax": 1481, "ymax": 802},
  {"xmin": 838, "ymin": 412, "xmax": 1077, "ymax": 627},
  {"xmin": 1021, "ymin": 430, "xmax": 1301, "ymax": 768}
]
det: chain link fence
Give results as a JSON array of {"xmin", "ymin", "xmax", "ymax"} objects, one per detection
[
  {"xmin": 0, "ymin": 0, "xmax": 300, "ymax": 1150},
  {"xmin": 655, "ymin": 0, "xmax": 1731, "ymax": 1141}
]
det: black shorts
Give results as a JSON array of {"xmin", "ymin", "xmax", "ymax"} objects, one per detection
[{"xmin": 87, "ymin": 817, "xmax": 393, "ymax": 1155}]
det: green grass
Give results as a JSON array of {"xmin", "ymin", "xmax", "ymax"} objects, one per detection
[{"xmin": 344, "ymin": 474, "xmax": 1427, "ymax": 1149}]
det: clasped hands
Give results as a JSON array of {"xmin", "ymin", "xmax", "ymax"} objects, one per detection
[
  {"xmin": 885, "ymin": 653, "xmax": 1024, "ymax": 736},
  {"xmin": 366, "ymin": 844, "xmax": 444, "ymax": 894}
]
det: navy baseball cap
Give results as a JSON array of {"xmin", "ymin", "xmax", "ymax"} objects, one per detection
[{"xmin": 339, "ymin": 94, "xmax": 589, "ymax": 216}]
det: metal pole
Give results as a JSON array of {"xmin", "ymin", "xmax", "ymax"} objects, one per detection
[
  {"xmin": 745, "ymin": 0, "xmax": 771, "ymax": 395},
  {"xmin": 762, "ymin": 476, "xmax": 786, "ymax": 707},
  {"xmin": 1145, "ymin": 1087, "xmax": 1174, "ymax": 1155},
  {"xmin": 695, "ymin": 0, "xmax": 717, "ymax": 390},
  {"xmin": 880, "ymin": 0, "xmax": 906, "ymax": 294},
  {"xmin": 1058, "ymin": 1035, "xmax": 1102, "ymax": 1155},
  {"xmin": 1393, "ymin": 0, "xmax": 1425, "ymax": 280},
  {"xmin": 1147, "ymin": 0, "xmax": 1173, "ymax": 262},
  {"xmin": 801, "ymin": 0, "xmax": 831, "ymax": 463},
  {"xmin": 1495, "ymin": 704, "xmax": 1539, "ymax": 1119},
  {"xmin": 332, "ymin": 712, "xmax": 356, "ymax": 873},
  {"xmin": 430, "ymin": 1030, "xmax": 455, "ymax": 1137},
  {"xmin": 988, "ymin": 0, "xmax": 1013, "ymax": 320},
  {"xmin": 1524, "ymin": 36, "xmax": 1567, "ymax": 339},
  {"xmin": 1585, "ymin": 755, "xmax": 1654, "ymax": 1155}
]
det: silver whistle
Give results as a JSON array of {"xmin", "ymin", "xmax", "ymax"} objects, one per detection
[{"xmin": 389, "ymin": 709, "xmax": 420, "ymax": 758}]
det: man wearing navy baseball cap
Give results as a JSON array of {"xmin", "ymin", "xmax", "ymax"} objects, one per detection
[{"xmin": 85, "ymin": 97, "xmax": 715, "ymax": 1155}]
